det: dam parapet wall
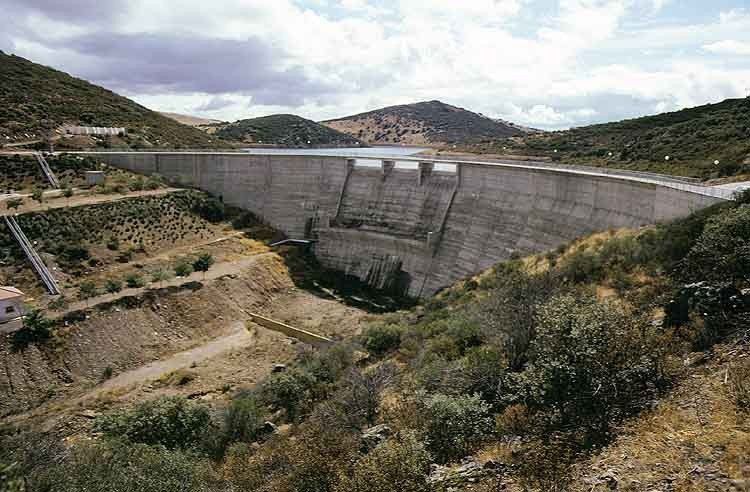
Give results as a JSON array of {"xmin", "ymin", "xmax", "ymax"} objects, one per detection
[{"xmin": 88, "ymin": 152, "xmax": 728, "ymax": 297}]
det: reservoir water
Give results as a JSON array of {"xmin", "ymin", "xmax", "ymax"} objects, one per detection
[{"xmin": 241, "ymin": 146, "xmax": 427, "ymax": 158}]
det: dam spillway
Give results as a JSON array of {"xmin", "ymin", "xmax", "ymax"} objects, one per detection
[{"xmin": 85, "ymin": 152, "xmax": 728, "ymax": 297}]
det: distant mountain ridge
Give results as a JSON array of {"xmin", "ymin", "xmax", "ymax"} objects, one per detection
[
  {"xmin": 322, "ymin": 100, "xmax": 525, "ymax": 146},
  {"xmin": 0, "ymin": 51, "xmax": 223, "ymax": 149},
  {"xmin": 215, "ymin": 114, "xmax": 363, "ymax": 147}
]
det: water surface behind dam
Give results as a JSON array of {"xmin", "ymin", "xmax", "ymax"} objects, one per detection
[{"xmin": 242, "ymin": 146, "xmax": 426, "ymax": 158}]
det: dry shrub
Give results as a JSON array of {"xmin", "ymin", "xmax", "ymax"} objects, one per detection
[
  {"xmin": 495, "ymin": 404, "xmax": 530, "ymax": 436},
  {"xmin": 730, "ymin": 360, "xmax": 750, "ymax": 411}
]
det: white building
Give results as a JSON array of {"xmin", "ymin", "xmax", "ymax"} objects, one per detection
[{"xmin": 0, "ymin": 286, "xmax": 25, "ymax": 334}]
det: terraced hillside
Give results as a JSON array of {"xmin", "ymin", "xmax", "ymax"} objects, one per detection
[
  {"xmin": 215, "ymin": 114, "xmax": 363, "ymax": 147},
  {"xmin": 0, "ymin": 191, "xmax": 224, "ymax": 295},
  {"xmin": 470, "ymin": 97, "xmax": 750, "ymax": 180},
  {"xmin": 0, "ymin": 51, "xmax": 226, "ymax": 149},
  {"xmin": 0, "ymin": 154, "xmax": 103, "ymax": 192},
  {"xmin": 322, "ymin": 100, "xmax": 524, "ymax": 145}
]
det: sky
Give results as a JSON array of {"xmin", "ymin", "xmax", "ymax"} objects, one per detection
[{"xmin": 1, "ymin": 0, "xmax": 749, "ymax": 130}]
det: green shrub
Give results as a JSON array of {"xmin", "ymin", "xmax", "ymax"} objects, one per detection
[
  {"xmin": 105, "ymin": 279, "xmax": 123, "ymax": 294},
  {"xmin": 192, "ymin": 197, "xmax": 225, "ymax": 223},
  {"xmin": 259, "ymin": 368, "xmax": 317, "ymax": 421},
  {"xmin": 224, "ymin": 394, "xmax": 266, "ymax": 444},
  {"xmin": 174, "ymin": 261, "xmax": 193, "ymax": 277},
  {"xmin": 415, "ymin": 392, "xmax": 493, "ymax": 463},
  {"xmin": 33, "ymin": 440, "xmax": 216, "ymax": 492},
  {"xmin": 77, "ymin": 281, "xmax": 98, "ymax": 301},
  {"xmin": 0, "ymin": 462, "xmax": 25, "ymax": 492},
  {"xmin": 192, "ymin": 253, "xmax": 214, "ymax": 278},
  {"xmin": 683, "ymin": 204, "xmax": 750, "ymax": 282},
  {"xmin": 125, "ymin": 274, "xmax": 145, "ymax": 288},
  {"xmin": 334, "ymin": 431, "xmax": 431, "ymax": 492},
  {"xmin": 516, "ymin": 294, "xmax": 666, "ymax": 441},
  {"xmin": 231, "ymin": 211, "xmax": 261, "ymax": 229},
  {"xmin": 11, "ymin": 310, "xmax": 53, "ymax": 350},
  {"xmin": 95, "ymin": 396, "xmax": 212, "ymax": 450},
  {"xmin": 362, "ymin": 323, "xmax": 403, "ymax": 357}
]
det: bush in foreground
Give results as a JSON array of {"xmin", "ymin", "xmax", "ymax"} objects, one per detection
[{"xmin": 95, "ymin": 396, "xmax": 212, "ymax": 450}]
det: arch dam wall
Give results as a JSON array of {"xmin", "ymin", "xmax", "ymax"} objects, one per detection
[{"xmin": 88, "ymin": 152, "xmax": 726, "ymax": 298}]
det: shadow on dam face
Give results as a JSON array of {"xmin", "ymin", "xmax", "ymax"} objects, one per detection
[{"xmin": 83, "ymin": 152, "xmax": 728, "ymax": 298}]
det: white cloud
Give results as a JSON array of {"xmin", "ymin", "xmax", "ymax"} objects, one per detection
[
  {"xmin": 704, "ymin": 40, "xmax": 750, "ymax": 56},
  {"xmin": 2, "ymin": 0, "xmax": 749, "ymax": 129}
]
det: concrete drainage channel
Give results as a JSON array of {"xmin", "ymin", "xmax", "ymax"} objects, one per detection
[{"xmin": 245, "ymin": 312, "xmax": 333, "ymax": 347}]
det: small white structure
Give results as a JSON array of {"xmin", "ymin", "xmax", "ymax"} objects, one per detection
[
  {"xmin": 0, "ymin": 286, "xmax": 25, "ymax": 334},
  {"xmin": 85, "ymin": 170, "xmax": 106, "ymax": 186},
  {"xmin": 65, "ymin": 126, "xmax": 126, "ymax": 137}
]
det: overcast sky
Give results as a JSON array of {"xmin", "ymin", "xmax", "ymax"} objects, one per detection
[{"xmin": 2, "ymin": 0, "xmax": 749, "ymax": 129}]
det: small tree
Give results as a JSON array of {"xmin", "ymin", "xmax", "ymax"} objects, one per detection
[
  {"xmin": 78, "ymin": 281, "xmax": 99, "ymax": 306},
  {"xmin": 5, "ymin": 197, "xmax": 23, "ymax": 212},
  {"xmin": 224, "ymin": 394, "xmax": 265, "ymax": 445},
  {"xmin": 105, "ymin": 279, "xmax": 123, "ymax": 294},
  {"xmin": 174, "ymin": 261, "xmax": 193, "ymax": 278},
  {"xmin": 125, "ymin": 274, "xmax": 145, "ymax": 289},
  {"xmin": 11, "ymin": 309, "xmax": 53, "ymax": 350},
  {"xmin": 192, "ymin": 253, "xmax": 214, "ymax": 280},
  {"xmin": 62, "ymin": 185, "xmax": 74, "ymax": 206},
  {"xmin": 334, "ymin": 431, "xmax": 431, "ymax": 492},
  {"xmin": 31, "ymin": 187, "xmax": 45, "ymax": 209},
  {"xmin": 414, "ymin": 392, "xmax": 493, "ymax": 463},
  {"xmin": 150, "ymin": 269, "xmax": 171, "ymax": 288}
]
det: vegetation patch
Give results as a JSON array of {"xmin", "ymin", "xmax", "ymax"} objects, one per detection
[{"xmin": 467, "ymin": 97, "xmax": 750, "ymax": 179}]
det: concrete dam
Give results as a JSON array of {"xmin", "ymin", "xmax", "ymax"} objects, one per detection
[{"xmin": 87, "ymin": 152, "xmax": 728, "ymax": 297}]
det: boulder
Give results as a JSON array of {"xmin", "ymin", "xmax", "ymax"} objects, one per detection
[{"xmin": 360, "ymin": 424, "xmax": 391, "ymax": 453}]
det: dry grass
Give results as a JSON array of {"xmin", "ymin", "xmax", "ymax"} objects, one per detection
[{"xmin": 571, "ymin": 344, "xmax": 750, "ymax": 491}]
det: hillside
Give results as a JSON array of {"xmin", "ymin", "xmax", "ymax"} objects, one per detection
[
  {"xmin": 4, "ymin": 179, "xmax": 749, "ymax": 490},
  {"xmin": 159, "ymin": 112, "xmax": 223, "ymax": 127},
  {"xmin": 322, "ymin": 100, "xmax": 525, "ymax": 146},
  {"xmin": 0, "ymin": 51, "xmax": 226, "ymax": 149},
  {"xmin": 471, "ymin": 97, "xmax": 750, "ymax": 180},
  {"xmin": 215, "ymin": 114, "xmax": 363, "ymax": 147}
]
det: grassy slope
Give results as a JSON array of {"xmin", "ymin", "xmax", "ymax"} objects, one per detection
[
  {"xmin": 215, "ymin": 114, "xmax": 363, "ymax": 147},
  {"xmin": 0, "ymin": 51, "xmax": 226, "ymax": 149},
  {"xmin": 323, "ymin": 100, "xmax": 524, "ymax": 145},
  {"xmin": 470, "ymin": 98, "xmax": 750, "ymax": 179}
]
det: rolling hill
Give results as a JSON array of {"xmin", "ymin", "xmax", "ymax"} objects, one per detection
[
  {"xmin": 474, "ymin": 97, "xmax": 750, "ymax": 179},
  {"xmin": 0, "ymin": 51, "xmax": 225, "ymax": 149},
  {"xmin": 322, "ymin": 100, "xmax": 526, "ymax": 146},
  {"xmin": 215, "ymin": 114, "xmax": 363, "ymax": 147},
  {"xmin": 160, "ymin": 112, "xmax": 224, "ymax": 127}
]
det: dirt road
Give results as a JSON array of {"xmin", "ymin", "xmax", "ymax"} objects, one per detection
[
  {"xmin": 83, "ymin": 321, "xmax": 253, "ymax": 398},
  {"xmin": 0, "ymin": 187, "xmax": 180, "ymax": 215},
  {"xmin": 56, "ymin": 253, "xmax": 275, "ymax": 316}
]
